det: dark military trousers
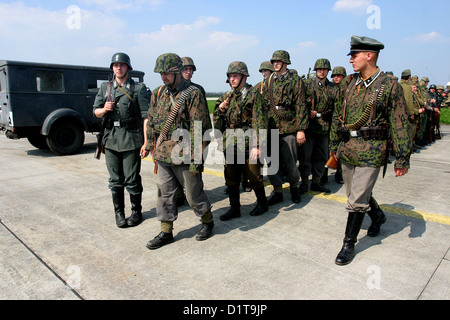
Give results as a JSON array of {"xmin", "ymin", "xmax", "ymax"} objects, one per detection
[
  {"xmin": 156, "ymin": 161, "xmax": 211, "ymax": 222},
  {"xmin": 268, "ymin": 133, "xmax": 300, "ymax": 188},
  {"xmin": 224, "ymin": 159, "xmax": 264, "ymax": 190},
  {"xmin": 105, "ymin": 148, "xmax": 143, "ymax": 195},
  {"xmin": 298, "ymin": 130, "xmax": 329, "ymax": 180}
]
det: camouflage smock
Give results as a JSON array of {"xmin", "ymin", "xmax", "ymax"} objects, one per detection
[
  {"xmin": 261, "ymin": 69, "xmax": 308, "ymax": 134},
  {"xmin": 213, "ymin": 83, "xmax": 268, "ymax": 155},
  {"xmin": 304, "ymin": 77, "xmax": 336, "ymax": 135},
  {"xmin": 145, "ymin": 79, "xmax": 212, "ymax": 168},
  {"xmin": 93, "ymin": 78, "xmax": 150, "ymax": 152},
  {"xmin": 330, "ymin": 70, "xmax": 412, "ymax": 169}
]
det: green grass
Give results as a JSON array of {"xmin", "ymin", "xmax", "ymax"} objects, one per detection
[
  {"xmin": 207, "ymin": 99, "xmax": 217, "ymax": 114},
  {"xmin": 440, "ymin": 107, "xmax": 450, "ymax": 124}
]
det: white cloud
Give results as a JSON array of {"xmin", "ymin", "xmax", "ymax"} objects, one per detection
[
  {"xmin": 79, "ymin": 0, "xmax": 163, "ymax": 11},
  {"xmin": 405, "ymin": 32, "xmax": 450, "ymax": 44},
  {"xmin": 135, "ymin": 16, "xmax": 258, "ymax": 53},
  {"xmin": 333, "ymin": 0, "xmax": 373, "ymax": 14}
]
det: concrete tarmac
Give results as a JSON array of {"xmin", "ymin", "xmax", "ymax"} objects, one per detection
[{"xmin": 0, "ymin": 125, "xmax": 449, "ymax": 302}]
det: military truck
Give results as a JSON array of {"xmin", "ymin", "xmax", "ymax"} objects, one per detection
[{"xmin": 0, "ymin": 60, "xmax": 145, "ymax": 155}]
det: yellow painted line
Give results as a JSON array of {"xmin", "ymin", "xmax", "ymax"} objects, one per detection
[{"xmin": 143, "ymin": 162, "xmax": 450, "ymax": 226}]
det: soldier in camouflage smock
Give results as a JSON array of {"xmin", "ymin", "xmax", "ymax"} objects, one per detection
[
  {"xmin": 298, "ymin": 58, "xmax": 335, "ymax": 194},
  {"xmin": 261, "ymin": 50, "xmax": 308, "ymax": 205},
  {"xmin": 214, "ymin": 61, "xmax": 269, "ymax": 221},
  {"xmin": 254, "ymin": 61, "xmax": 275, "ymax": 95},
  {"xmin": 93, "ymin": 53, "xmax": 151, "ymax": 228},
  {"xmin": 144, "ymin": 53, "xmax": 214, "ymax": 250},
  {"xmin": 330, "ymin": 36, "xmax": 412, "ymax": 265}
]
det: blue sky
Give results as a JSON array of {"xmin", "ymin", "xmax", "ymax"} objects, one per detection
[{"xmin": 1, "ymin": 0, "xmax": 449, "ymax": 92}]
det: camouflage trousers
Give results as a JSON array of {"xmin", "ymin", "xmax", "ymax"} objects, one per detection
[
  {"xmin": 156, "ymin": 161, "xmax": 212, "ymax": 222},
  {"xmin": 341, "ymin": 162, "xmax": 380, "ymax": 213}
]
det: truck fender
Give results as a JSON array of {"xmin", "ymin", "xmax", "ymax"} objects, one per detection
[{"xmin": 41, "ymin": 108, "xmax": 88, "ymax": 135}]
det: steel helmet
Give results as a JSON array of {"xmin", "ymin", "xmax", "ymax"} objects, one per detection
[
  {"xmin": 181, "ymin": 57, "xmax": 197, "ymax": 71},
  {"xmin": 259, "ymin": 61, "xmax": 275, "ymax": 73},
  {"xmin": 227, "ymin": 61, "xmax": 250, "ymax": 77},
  {"xmin": 331, "ymin": 66, "xmax": 347, "ymax": 77},
  {"xmin": 110, "ymin": 52, "xmax": 133, "ymax": 70},
  {"xmin": 154, "ymin": 53, "xmax": 184, "ymax": 74},
  {"xmin": 270, "ymin": 50, "xmax": 291, "ymax": 65},
  {"xmin": 314, "ymin": 58, "xmax": 331, "ymax": 71}
]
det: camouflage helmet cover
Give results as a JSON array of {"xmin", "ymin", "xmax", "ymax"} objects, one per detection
[
  {"xmin": 270, "ymin": 50, "xmax": 291, "ymax": 65},
  {"xmin": 314, "ymin": 58, "xmax": 331, "ymax": 71},
  {"xmin": 331, "ymin": 66, "xmax": 347, "ymax": 77},
  {"xmin": 181, "ymin": 57, "xmax": 197, "ymax": 71},
  {"xmin": 227, "ymin": 61, "xmax": 250, "ymax": 77},
  {"xmin": 421, "ymin": 77, "xmax": 430, "ymax": 82},
  {"xmin": 154, "ymin": 53, "xmax": 184, "ymax": 74},
  {"xmin": 437, "ymin": 85, "xmax": 445, "ymax": 90},
  {"xmin": 110, "ymin": 52, "xmax": 133, "ymax": 70},
  {"xmin": 259, "ymin": 61, "xmax": 275, "ymax": 72}
]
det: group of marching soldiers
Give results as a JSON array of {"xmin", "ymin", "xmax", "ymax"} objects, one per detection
[{"xmin": 94, "ymin": 34, "xmax": 442, "ymax": 265}]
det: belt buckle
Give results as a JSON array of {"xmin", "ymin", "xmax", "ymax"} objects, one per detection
[
  {"xmin": 114, "ymin": 121, "xmax": 121, "ymax": 127},
  {"xmin": 350, "ymin": 130, "xmax": 358, "ymax": 137},
  {"xmin": 316, "ymin": 113, "xmax": 322, "ymax": 118}
]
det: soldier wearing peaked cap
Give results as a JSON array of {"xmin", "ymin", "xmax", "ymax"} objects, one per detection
[
  {"xmin": 330, "ymin": 36, "xmax": 412, "ymax": 265},
  {"xmin": 93, "ymin": 53, "xmax": 151, "ymax": 228},
  {"xmin": 145, "ymin": 53, "xmax": 214, "ymax": 250}
]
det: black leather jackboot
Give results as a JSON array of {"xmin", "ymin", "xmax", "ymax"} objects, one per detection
[
  {"xmin": 127, "ymin": 193, "xmax": 143, "ymax": 227},
  {"xmin": 367, "ymin": 196, "xmax": 386, "ymax": 237},
  {"xmin": 220, "ymin": 186, "xmax": 241, "ymax": 221},
  {"xmin": 112, "ymin": 189, "xmax": 126, "ymax": 228},
  {"xmin": 335, "ymin": 212, "xmax": 365, "ymax": 266},
  {"xmin": 250, "ymin": 187, "xmax": 268, "ymax": 216}
]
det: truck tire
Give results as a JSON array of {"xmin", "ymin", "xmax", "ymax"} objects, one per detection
[
  {"xmin": 27, "ymin": 131, "xmax": 49, "ymax": 150},
  {"xmin": 46, "ymin": 120, "xmax": 84, "ymax": 155}
]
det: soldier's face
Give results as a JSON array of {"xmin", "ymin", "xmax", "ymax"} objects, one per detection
[
  {"xmin": 272, "ymin": 61, "xmax": 286, "ymax": 73},
  {"xmin": 349, "ymin": 52, "xmax": 368, "ymax": 72},
  {"xmin": 261, "ymin": 70, "xmax": 272, "ymax": 80},
  {"xmin": 332, "ymin": 75, "xmax": 344, "ymax": 85},
  {"xmin": 228, "ymin": 73, "xmax": 244, "ymax": 89},
  {"xmin": 182, "ymin": 66, "xmax": 194, "ymax": 81},
  {"xmin": 112, "ymin": 63, "xmax": 129, "ymax": 78},
  {"xmin": 161, "ymin": 72, "xmax": 177, "ymax": 87},
  {"xmin": 316, "ymin": 68, "xmax": 329, "ymax": 80}
]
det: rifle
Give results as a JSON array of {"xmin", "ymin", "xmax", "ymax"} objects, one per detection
[{"xmin": 95, "ymin": 76, "xmax": 115, "ymax": 160}]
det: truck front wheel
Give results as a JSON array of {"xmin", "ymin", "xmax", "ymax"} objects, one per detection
[{"xmin": 46, "ymin": 121, "xmax": 84, "ymax": 155}]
